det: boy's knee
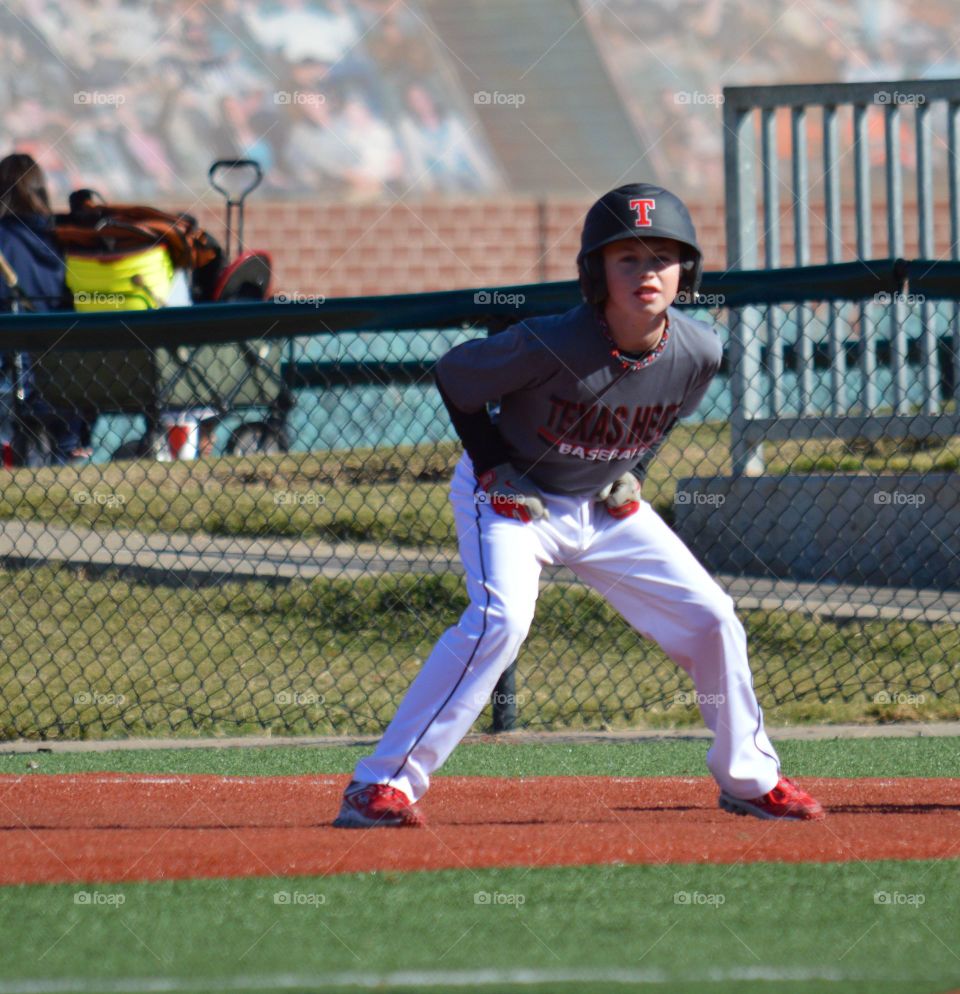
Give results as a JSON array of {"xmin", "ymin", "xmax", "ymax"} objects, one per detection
[
  {"xmin": 491, "ymin": 608, "xmax": 535, "ymax": 643},
  {"xmin": 689, "ymin": 595, "xmax": 741, "ymax": 640},
  {"xmin": 457, "ymin": 596, "xmax": 536, "ymax": 648},
  {"xmin": 476, "ymin": 599, "xmax": 536, "ymax": 645}
]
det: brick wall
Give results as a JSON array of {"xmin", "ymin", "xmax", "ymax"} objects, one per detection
[{"xmin": 174, "ymin": 197, "xmax": 952, "ymax": 298}]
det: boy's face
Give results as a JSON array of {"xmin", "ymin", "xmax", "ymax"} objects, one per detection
[{"xmin": 601, "ymin": 236, "xmax": 683, "ymax": 319}]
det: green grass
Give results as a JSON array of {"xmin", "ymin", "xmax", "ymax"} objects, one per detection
[
  {"xmin": 3, "ymin": 736, "xmax": 960, "ymax": 778},
  {"xmin": 0, "ymin": 443, "xmax": 460, "ymax": 548},
  {"xmin": 2, "ymin": 563, "xmax": 958, "ymax": 741},
  {"xmin": 766, "ymin": 432, "xmax": 960, "ymax": 478},
  {"xmin": 0, "ymin": 566, "xmax": 960, "ymax": 739},
  {"xmin": 1, "ymin": 862, "xmax": 957, "ymax": 993}
]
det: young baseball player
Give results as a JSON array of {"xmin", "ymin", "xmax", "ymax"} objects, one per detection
[{"xmin": 334, "ymin": 183, "xmax": 824, "ymax": 827}]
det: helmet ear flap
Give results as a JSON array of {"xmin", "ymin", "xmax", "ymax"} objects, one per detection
[
  {"xmin": 676, "ymin": 249, "xmax": 703, "ymax": 302},
  {"xmin": 578, "ymin": 251, "xmax": 606, "ymax": 306}
]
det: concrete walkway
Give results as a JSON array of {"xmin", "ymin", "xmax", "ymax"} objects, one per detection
[
  {"xmin": 2, "ymin": 518, "xmax": 959, "ymax": 623},
  {"xmin": 3, "ymin": 721, "xmax": 959, "ymax": 753}
]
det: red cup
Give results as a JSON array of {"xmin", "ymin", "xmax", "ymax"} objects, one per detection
[{"xmin": 167, "ymin": 424, "xmax": 191, "ymax": 459}]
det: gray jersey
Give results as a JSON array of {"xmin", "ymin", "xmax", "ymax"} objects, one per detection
[{"xmin": 435, "ymin": 302, "xmax": 722, "ymax": 496}]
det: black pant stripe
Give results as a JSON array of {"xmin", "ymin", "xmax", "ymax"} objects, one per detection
[{"xmin": 390, "ymin": 484, "xmax": 491, "ymax": 784}]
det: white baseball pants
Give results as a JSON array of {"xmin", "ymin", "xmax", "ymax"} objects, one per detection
[{"xmin": 353, "ymin": 452, "xmax": 781, "ymax": 801}]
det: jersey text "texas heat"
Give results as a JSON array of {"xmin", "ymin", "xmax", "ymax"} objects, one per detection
[{"xmin": 538, "ymin": 397, "xmax": 681, "ymax": 461}]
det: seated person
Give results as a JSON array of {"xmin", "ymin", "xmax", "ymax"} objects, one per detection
[{"xmin": 0, "ymin": 153, "xmax": 92, "ymax": 463}]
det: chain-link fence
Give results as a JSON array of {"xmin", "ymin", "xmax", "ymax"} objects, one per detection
[{"xmin": 1, "ymin": 267, "xmax": 958, "ymax": 740}]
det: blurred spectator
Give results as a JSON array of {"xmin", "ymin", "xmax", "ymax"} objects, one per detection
[
  {"xmin": 277, "ymin": 87, "xmax": 353, "ymax": 192},
  {"xmin": 219, "ymin": 92, "xmax": 282, "ymax": 175},
  {"xmin": 337, "ymin": 92, "xmax": 405, "ymax": 200},
  {"xmin": 0, "ymin": 152, "xmax": 91, "ymax": 464},
  {"xmin": 360, "ymin": 0, "xmax": 434, "ymax": 88},
  {"xmin": 0, "ymin": 0, "xmax": 504, "ymax": 200},
  {"xmin": 398, "ymin": 84, "xmax": 499, "ymax": 193},
  {"xmin": 582, "ymin": 0, "xmax": 956, "ymax": 200},
  {"xmin": 116, "ymin": 93, "xmax": 182, "ymax": 196},
  {"xmin": 243, "ymin": 0, "xmax": 359, "ymax": 64},
  {"xmin": 3, "ymin": 0, "xmax": 959, "ymax": 203}
]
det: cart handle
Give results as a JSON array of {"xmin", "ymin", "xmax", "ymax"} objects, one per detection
[{"xmin": 208, "ymin": 159, "xmax": 264, "ymax": 205}]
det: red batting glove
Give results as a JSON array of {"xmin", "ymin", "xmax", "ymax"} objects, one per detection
[
  {"xmin": 596, "ymin": 472, "xmax": 642, "ymax": 518},
  {"xmin": 477, "ymin": 463, "xmax": 549, "ymax": 523}
]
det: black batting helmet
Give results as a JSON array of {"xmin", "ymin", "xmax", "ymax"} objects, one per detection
[{"xmin": 577, "ymin": 183, "xmax": 703, "ymax": 306}]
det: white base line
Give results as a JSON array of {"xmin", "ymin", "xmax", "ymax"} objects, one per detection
[{"xmin": 0, "ymin": 966, "xmax": 888, "ymax": 993}]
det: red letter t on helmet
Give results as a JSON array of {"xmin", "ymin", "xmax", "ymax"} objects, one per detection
[{"xmin": 629, "ymin": 198, "xmax": 656, "ymax": 227}]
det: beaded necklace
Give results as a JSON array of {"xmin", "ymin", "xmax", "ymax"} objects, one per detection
[{"xmin": 598, "ymin": 312, "xmax": 670, "ymax": 371}]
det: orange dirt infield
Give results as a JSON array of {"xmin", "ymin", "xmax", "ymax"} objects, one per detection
[{"xmin": 1, "ymin": 774, "xmax": 958, "ymax": 886}]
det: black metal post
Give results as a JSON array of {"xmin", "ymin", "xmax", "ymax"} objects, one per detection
[{"xmin": 490, "ymin": 663, "xmax": 517, "ymax": 732}]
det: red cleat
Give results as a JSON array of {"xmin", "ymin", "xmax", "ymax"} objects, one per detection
[
  {"xmin": 333, "ymin": 781, "xmax": 425, "ymax": 828},
  {"xmin": 719, "ymin": 776, "xmax": 825, "ymax": 821}
]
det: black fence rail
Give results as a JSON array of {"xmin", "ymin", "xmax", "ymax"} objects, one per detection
[{"xmin": 0, "ymin": 260, "xmax": 958, "ymax": 740}]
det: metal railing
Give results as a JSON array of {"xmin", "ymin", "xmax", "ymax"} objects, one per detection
[{"xmin": 723, "ymin": 78, "xmax": 960, "ymax": 474}]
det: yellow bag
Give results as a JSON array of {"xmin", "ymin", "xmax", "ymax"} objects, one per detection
[{"xmin": 66, "ymin": 245, "xmax": 175, "ymax": 311}]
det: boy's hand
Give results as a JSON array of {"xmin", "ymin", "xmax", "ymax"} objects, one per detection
[
  {"xmin": 477, "ymin": 463, "xmax": 549, "ymax": 523},
  {"xmin": 596, "ymin": 472, "xmax": 642, "ymax": 518}
]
